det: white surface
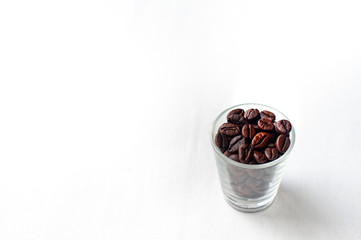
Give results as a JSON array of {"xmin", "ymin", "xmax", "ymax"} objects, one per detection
[{"xmin": 1, "ymin": 0, "xmax": 361, "ymax": 239}]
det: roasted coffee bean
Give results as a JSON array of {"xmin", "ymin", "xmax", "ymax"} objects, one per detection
[
  {"xmin": 228, "ymin": 135, "xmax": 247, "ymax": 153},
  {"xmin": 258, "ymin": 118, "xmax": 274, "ymax": 131},
  {"xmin": 238, "ymin": 144, "xmax": 253, "ymax": 163},
  {"xmin": 242, "ymin": 124, "xmax": 256, "ymax": 139},
  {"xmin": 245, "ymin": 108, "xmax": 260, "ymax": 121},
  {"xmin": 275, "ymin": 119, "xmax": 292, "ymax": 134},
  {"xmin": 260, "ymin": 110, "xmax": 276, "ymax": 122},
  {"xmin": 276, "ymin": 134, "xmax": 291, "ymax": 153},
  {"xmin": 227, "ymin": 108, "xmax": 245, "ymax": 125},
  {"xmin": 215, "ymin": 132, "xmax": 231, "ymax": 151},
  {"xmin": 265, "ymin": 147, "xmax": 279, "ymax": 161},
  {"xmin": 253, "ymin": 150, "xmax": 268, "ymax": 164},
  {"xmin": 251, "ymin": 132, "xmax": 270, "ymax": 149},
  {"xmin": 219, "ymin": 123, "xmax": 240, "ymax": 137},
  {"xmin": 215, "ymin": 132, "xmax": 222, "ymax": 149}
]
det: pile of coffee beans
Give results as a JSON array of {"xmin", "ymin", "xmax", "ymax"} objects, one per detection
[{"xmin": 215, "ymin": 108, "xmax": 292, "ymax": 164}]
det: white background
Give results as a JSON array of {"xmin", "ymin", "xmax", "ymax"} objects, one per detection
[{"xmin": 1, "ymin": 0, "xmax": 361, "ymax": 239}]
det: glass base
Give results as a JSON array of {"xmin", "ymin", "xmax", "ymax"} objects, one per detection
[{"xmin": 224, "ymin": 195, "xmax": 276, "ymax": 213}]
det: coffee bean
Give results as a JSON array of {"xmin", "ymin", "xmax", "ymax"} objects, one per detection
[
  {"xmin": 219, "ymin": 123, "xmax": 240, "ymax": 137},
  {"xmin": 228, "ymin": 135, "xmax": 246, "ymax": 153},
  {"xmin": 276, "ymin": 134, "xmax": 291, "ymax": 153},
  {"xmin": 215, "ymin": 132, "xmax": 222, "ymax": 149},
  {"xmin": 258, "ymin": 118, "xmax": 274, "ymax": 131},
  {"xmin": 260, "ymin": 110, "xmax": 276, "ymax": 122},
  {"xmin": 253, "ymin": 150, "xmax": 267, "ymax": 164},
  {"xmin": 227, "ymin": 108, "xmax": 245, "ymax": 125},
  {"xmin": 245, "ymin": 108, "xmax": 260, "ymax": 121},
  {"xmin": 265, "ymin": 147, "xmax": 279, "ymax": 161},
  {"xmin": 215, "ymin": 132, "xmax": 228, "ymax": 152},
  {"xmin": 275, "ymin": 119, "xmax": 292, "ymax": 134},
  {"xmin": 238, "ymin": 144, "xmax": 253, "ymax": 163},
  {"xmin": 242, "ymin": 124, "xmax": 256, "ymax": 139},
  {"xmin": 251, "ymin": 132, "xmax": 270, "ymax": 149}
]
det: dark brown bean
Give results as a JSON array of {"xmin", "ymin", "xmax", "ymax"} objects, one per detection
[
  {"xmin": 242, "ymin": 124, "xmax": 256, "ymax": 139},
  {"xmin": 253, "ymin": 150, "xmax": 268, "ymax": 164},
  {"xmin": 251, "ymin": 132, "xmax": 270, "ymax": 149},
  {"xmin": 215, "ymin": 132, "xmax": 225, "ymax": 152},
  {"xmin": 219, "ymin": 123, "xmax": 240, "ymax": 137},
  {"xmin": 215, "ymin": 132, "xmax": 230, "ymax": 152},
  {"xmin": 275, "ymin": 119, "xmax": 292, "ymax": 134},
  {"xmin": 227, "ymin": 108, "xmax": 246, "ymax": 125},
  {"xmin": 260, "ymin": 110, "xmax": 276, "ymax": 122},
  {"xmin": 228, "ymin": 135, "xmax": 246, "ymax": 153},
  {"xmin": 276, "ymin": 134, "xmax": 291, "ymax": 153},
  {"xmin": 244, "ymin": 108, "xmax": 260, "ymax": 121},
  {"xmin": 238, "ymin": 144, "xmax": 253, "ymax": 163},
  {"xmin": 258, "ymin": 118, "xmax": 274, "ymax": 131},
  {"xmin": 265, "ymin": 147, "xmax": 279, "ymax": 161}
]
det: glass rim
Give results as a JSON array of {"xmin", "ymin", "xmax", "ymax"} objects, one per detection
[{"xmin": 210, "ymin": 103, "xmax": 296, "ymax": 169}]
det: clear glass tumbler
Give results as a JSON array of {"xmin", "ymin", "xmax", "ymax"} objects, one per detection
[{"xmin": 210, "ymin": 103, "xmax": 295, "ymax": 212}]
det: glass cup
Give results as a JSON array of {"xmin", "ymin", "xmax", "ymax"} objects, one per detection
[{"xmin": 210, "ymin": 103, "xmax": 295, "ymax": 212}]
